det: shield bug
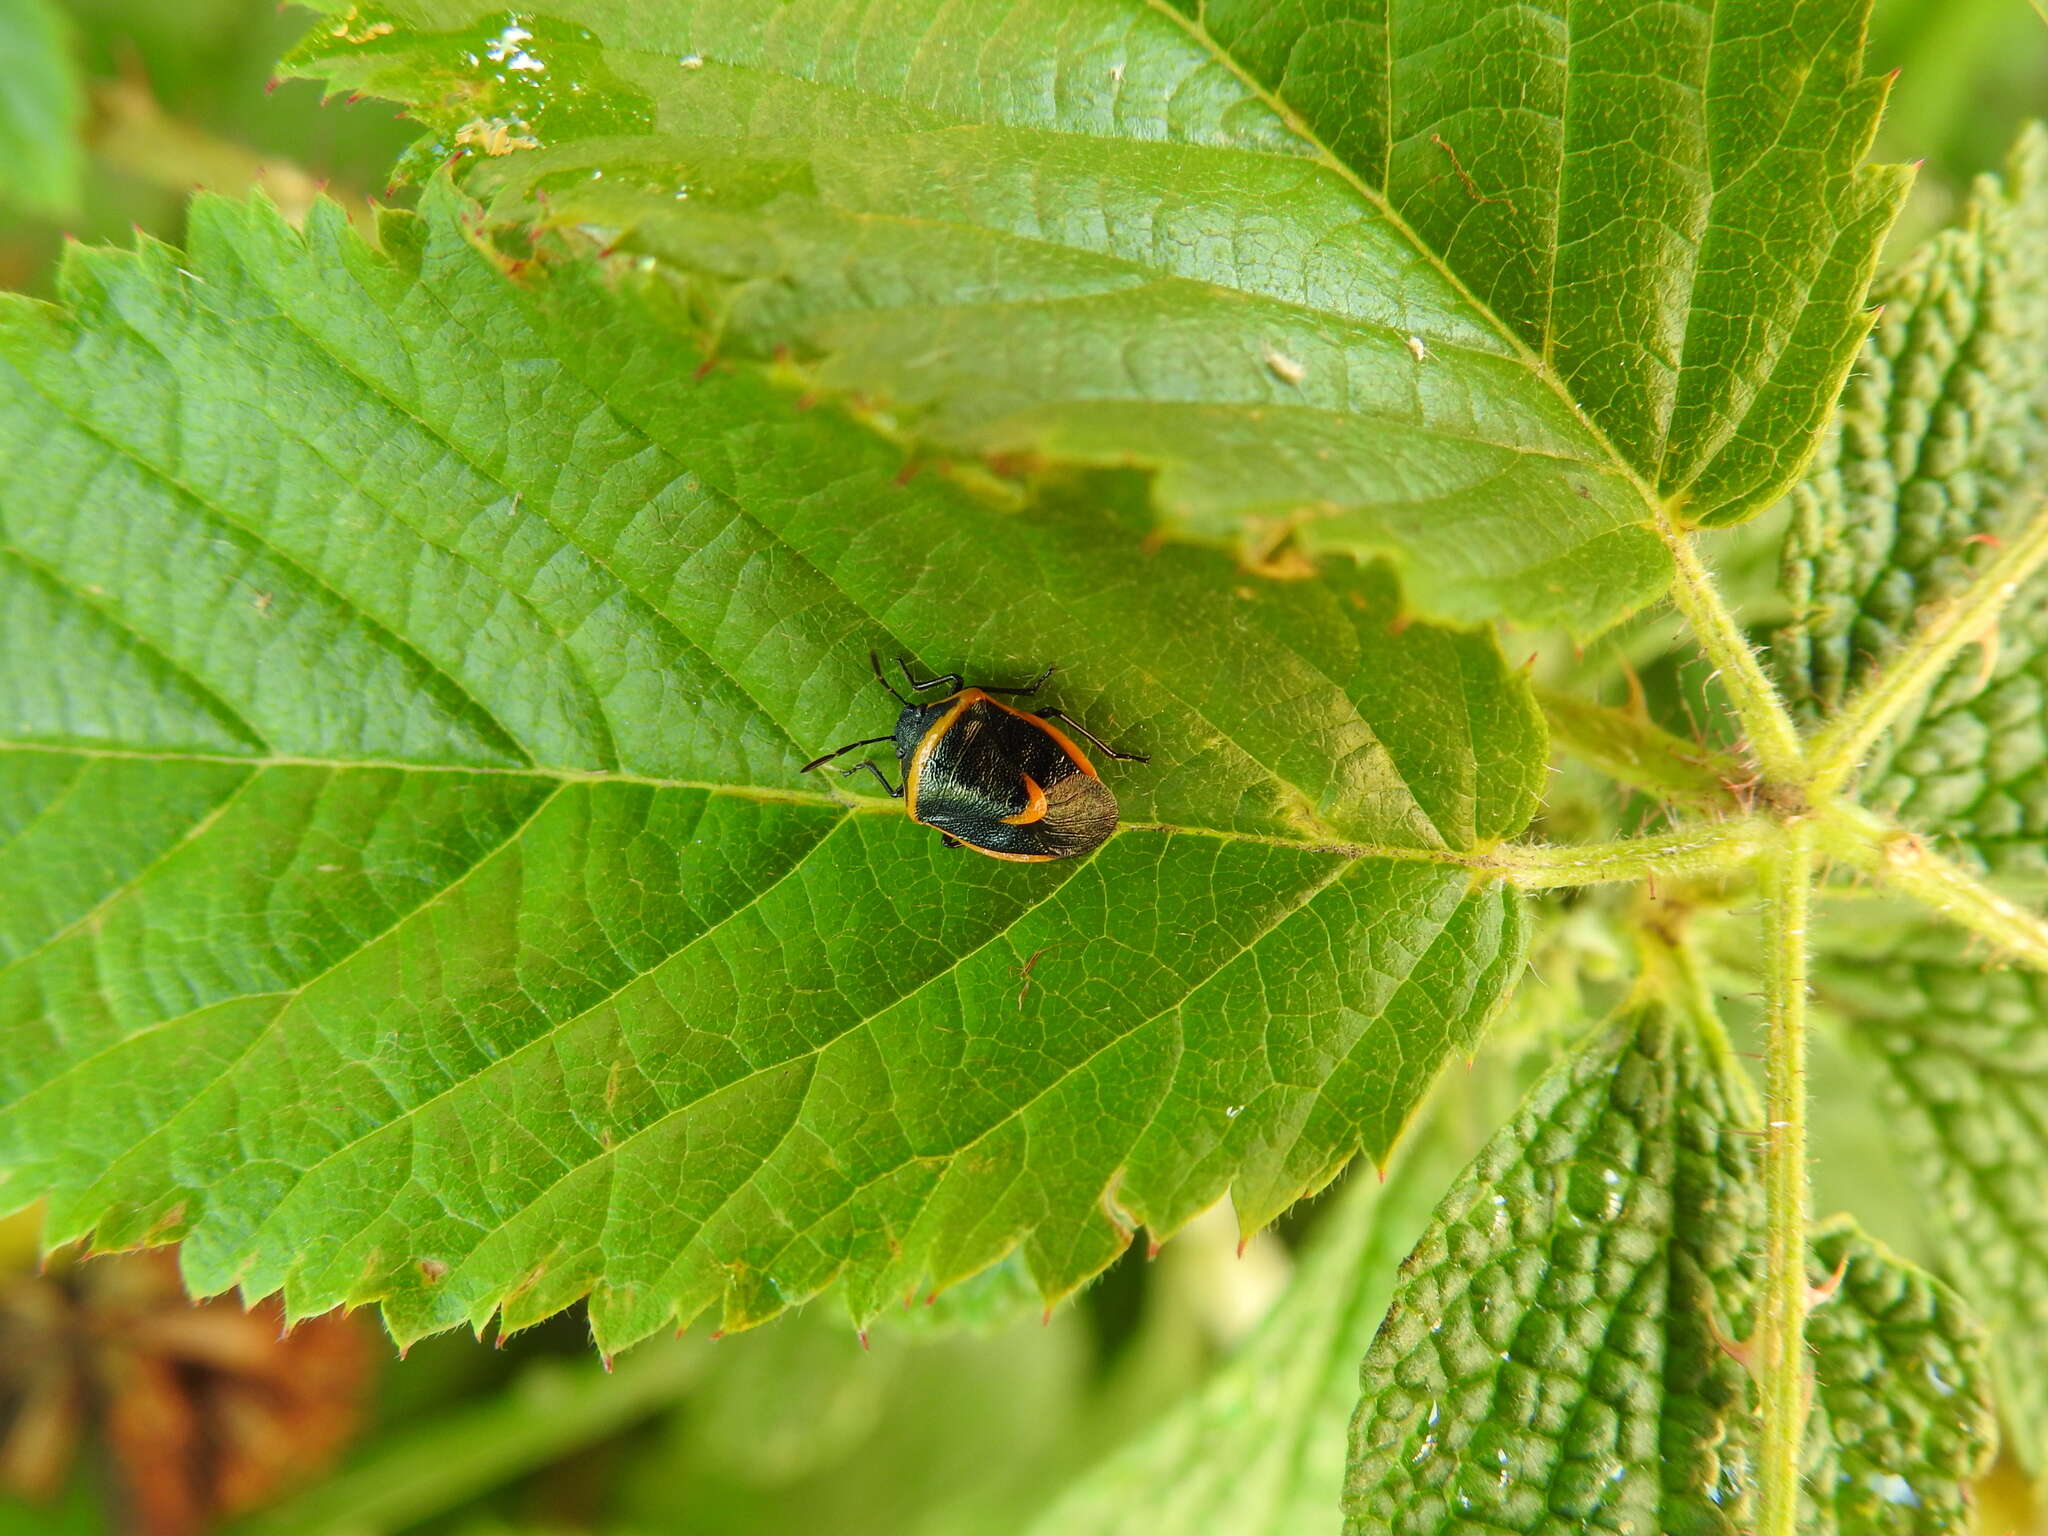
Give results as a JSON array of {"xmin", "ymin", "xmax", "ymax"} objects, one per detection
[{"xmin": 802, "ymin": 654, "xmax": 1148, "ymax": 861}]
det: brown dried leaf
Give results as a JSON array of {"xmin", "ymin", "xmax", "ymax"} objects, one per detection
[{"xmin": 0, "ymin": 1249, "xmax": 373, "ymax": 1536}]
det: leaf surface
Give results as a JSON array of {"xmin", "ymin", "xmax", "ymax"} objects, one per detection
[
  {"xmin": 0, "ymin": 0, "xmax": 83, "ymax": 218},
  {"xmin": 1779, "ymin": 124, "xmax": 2048, "ymax": 718},
  {"xmin": 1342, "ymin": 1006, "xmax": 1993, "ymax": 1535},
  {"xmin": 1801, "ymin": 1218, "xmax": 1997, "ymax": 1536},
  {"xmin": 1854, "ymin": 575, "xmax": 2048, "ymax": 879},
  {"xmin": 0, "ymin": 190, "xmax": 1539, "ymax": 1349},
  {"xmin": 284, "ymin": 0, "xmax": 1909, "ymax": 634},
  {"xmin": 1817, "ymin": 919, "xmax": 2048, "ymax": 1470},
  {"xmin": 1343, "ymin": 1006, "xmax": 1758, "ymax": 1533}
]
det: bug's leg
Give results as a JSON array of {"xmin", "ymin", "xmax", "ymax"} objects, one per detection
[
  {"xmin": 801, "ymin": 735, "xmax": 896, "ymax": 774},
  {"xmin": 979, "ymin": 662, "xmax": 1058, "ymax": 697},
  {"xmin": 869, "ymin": 650, "xmax": 911, "ymax": 705},
  {"xmin": 838, "ymin": 759, "xmax": 904, "ymax": 797},
  {"xmin": 1038, "ymin": 708, "xmax": 1150, "ymax": 763},
  {"xmin": 897, "ymin": 656, "xmax": 965, "ymax": 695},
  {"xmin": 940, "ymin": 834, "xmax": 963, "ymax": 849}
]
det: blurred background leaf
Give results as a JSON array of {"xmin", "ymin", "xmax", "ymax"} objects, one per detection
[
  {"xmin": 0, "ymin": 0, "xmax": 408, "ymax": 292},
  {"xmin": 0, "ymin": 0, "xmax": 84, "ymax": 221}
]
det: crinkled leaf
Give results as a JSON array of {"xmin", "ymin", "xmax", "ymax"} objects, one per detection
[
  {"xmin": 1850, "ymin": 571, "xmax": 2048, "ymax": 880},
  {"xmin": 1779, "ymin": 124, "xmax": 2048, "ymax": 718},
  {"xmin": 0, "ymin": 189, "xmax": 1538, "ymax": 1351},
  {"xmin": 1817, "ymin": 920, "xmax": 2048, "ymax": 1470},
  {"xmin": 0, "ymin": 0, "xmax": 83, "ymax": 218},
  {"xmin": 1801, "ymin": 1219, "xmax": 1997, "ymax": 1536},
  {"xmin": 282, "ymin": 0, "xmax": 1909, "ymax": 635},
  {"xmin": 1027, "ymin": 1106, "xmax": 1476, "ymax": 1536},
  {"xmin": 1342, "ymin": 1005, "xmax": 1993, "ymax": 1535},
  {"xmin": 1343, "ymin": 1006, "xmax": 1759, "ymax": 1533}
]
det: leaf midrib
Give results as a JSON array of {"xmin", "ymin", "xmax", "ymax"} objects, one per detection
[
  {"xmin": 0, "ymin": 741, "xmax": 1485, "ymax": 865},
  {"xmin": 11, "ymin": 244, "xmax": 1450, "ymax": 850}
]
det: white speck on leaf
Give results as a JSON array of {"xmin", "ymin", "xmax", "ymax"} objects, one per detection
[{"xmin": 1263, "ymin": 346, "xmax": 1306, "ymax": 385}]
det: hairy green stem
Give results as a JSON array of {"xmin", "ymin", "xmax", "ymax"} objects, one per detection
[
  {"xmin": 1495, "ymin": 817, "xmax": 1772, "ymax": 890},
  {"xmin": 1657, "ymin": 522, "xmax": 1808, "ymax": 785},
  {"xmin": 1805, "ymin": 502, "xmax": 2048, "ymax": 797},
  {"xmin": 1638, "ymin": 923, "xmax": 1753, "ymax": 1107},
  {"xmin": 1820, "ymin": 802, "xmax": 2048, "ymax": 971},
  {"xmin": 1755, "ymin": 819, "xmax": 1816, "ymax": 1536}
]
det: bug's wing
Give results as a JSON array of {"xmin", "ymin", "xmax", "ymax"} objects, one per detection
[{"xmin": 1034, "ymin": 770, "xmax": 1119, "ymax": 854}]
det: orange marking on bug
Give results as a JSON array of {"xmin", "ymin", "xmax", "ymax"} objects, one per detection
[
  {"xmin": 1001, "ymin": 774, "xmax": 1050, "ymax": 825},
  {"xmin": 972, "ymin": 845, "xmax": 1060, "ymax": 863}
]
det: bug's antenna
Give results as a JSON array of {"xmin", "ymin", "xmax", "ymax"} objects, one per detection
[
  {"xmin": 802, "ymin": 735, "xmax": 895, "ymax": 773},
  {"xmin": 871, "ymin": 650, "xmax": 910, "ymax": 704}
]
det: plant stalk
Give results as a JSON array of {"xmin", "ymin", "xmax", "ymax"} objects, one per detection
[
  {"xmin": 1656, "ymin": 521, "xmax": 1808, "ymax": 786},
  {"xmin": 1496, "ymin": 817, "xmax": 1772, "ymax": 890},
  {"xmin": 1755, "ymin": 818, "xmax": 1816, "ymax": 1536},
  {"xmin": 1636, "ymin": 921, "xmax": 1753, "ymax": 1109},
  {"xmin": 1819, "ymin": 802, "xmax": 2048, "ymax": 972},
  {"xmin": 1804, "ymin": 502, "xmax": 2048, "ymax": 797}
]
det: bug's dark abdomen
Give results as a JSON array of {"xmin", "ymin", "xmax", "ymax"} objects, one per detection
[
  {"xmin": 918, "ymin": 771, "xmax": 1118, "ymax": 859},
  {"xmin": 910, "ymin": 698, "xmax": 1119, "ymax": 859}
]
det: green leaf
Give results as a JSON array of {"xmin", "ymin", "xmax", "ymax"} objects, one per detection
[
  {"xmin": 1779, "ymin": 124, "xmax": 2048, "ymax": 719},
  {"xmin": 1343, "ymin": 1006, "xmax": 1760, "ymax": 1533},
  {"xmin": 1026, "ymin": 1104, "xmax": 1477, "ymax": 1536},
  {"xmin": 622, "ymin": 1299, "xmax": 1089, "ymax": 1535},
  {"xmin": 0, "ymin": 190, "xmax": 1538, "ymax": 1351},
  {"xmin": 0, "ymin": 0, "xmax": 84, "ymax": 218},
  {"xmin": 281, "ymin": 0, "xmax": 1910, "ymax": 635},
  {"xmin": 1852, "ymin": 574, "xmax": 2048, "ymax": 879},
  {"xmin": 1341, "ymin": 1005, "xmax": 1993, "ymax": 1535},
  {"xmin": 1801, "ymin": 1218, "xmax": 1998, "ymax": 1536},
  {"xmin": 1817, "ymin": 920, "xmax": 2048, "ymax": 1470}
]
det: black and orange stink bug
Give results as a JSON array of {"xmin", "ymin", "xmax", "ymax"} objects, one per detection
[{"xmin": 802, "ymin": 654, "xmax": 1149, "ymax": 861}]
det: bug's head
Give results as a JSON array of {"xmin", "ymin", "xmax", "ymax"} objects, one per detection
[{"xmin": 893, "ymin": 700, "xmax": 948, "ymax": 761}]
